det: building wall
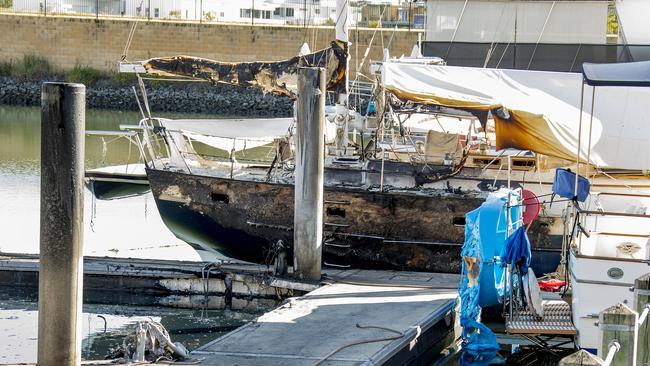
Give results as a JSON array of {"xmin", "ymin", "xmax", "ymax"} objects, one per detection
[
  {"xmin": 0, "ymin": 13, "xmax": 422, "ymax": 74},
  {"xmin": 425, "ymin": 0, "xmax": 608, "ymax": 44},
  {"xmin": 11, "ymin": 0, "xmax": 345, "ymax": 24}
]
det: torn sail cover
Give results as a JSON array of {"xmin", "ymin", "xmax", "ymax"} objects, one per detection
[
  {"xmin": 141, "ymin": 41, "xmax": 347, "ymax": 98},
  {"xmin": 159, "ymin": 118, "xmax": 294, "ymax": 152},
  {"xmin": 381, "ymin": 62, "xmax": 650, "ymax": 170}
]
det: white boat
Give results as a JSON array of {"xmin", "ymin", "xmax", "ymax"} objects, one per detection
[{"xmin": 566, "ymin": 61, "xmax": 650, "ymax": 354}]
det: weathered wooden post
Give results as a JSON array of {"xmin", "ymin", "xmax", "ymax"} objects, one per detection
[
  {"xmin": 558, "ymin": 349, "xmax": 605, "ymax": 366},
  {"xmin": 38, "ymin": 83, "xmax": 86, "ymax": 366},
  {"xmin": 634, "ymin": 273, "xmax": 650, "ymax": 364},
  {"xmin": 293, "ymin": 67, "xmax": 325, "ymax": 281},
  {"xmin": 599, "ymin": 303, "xmax": 638, "ymax": 366}
]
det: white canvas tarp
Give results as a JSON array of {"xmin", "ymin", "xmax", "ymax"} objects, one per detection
[
  {"xmin": 382, "ymin": 62, "xmax": 650, "ymax": 170},
  {"xmin": 159, "ymin": 118, "xmax": 294, "ymax": 152},
  {"xmin": 425, "ymin": 0, "xmax": 607, "ymax": 44}
]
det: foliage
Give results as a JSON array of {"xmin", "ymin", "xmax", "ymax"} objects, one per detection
[
  {"xmin": 323, "ymin": 17, "xmax": 335, "ymax": 26},
  {"xmin": 203, "ymin": 11, "xmax": 215, "ymax": 22},
  {"xmin": 0, "ymin": 61, "xmax": 12, "ymax": 77},
  {"xmin": 168, "ymin": 9, "xmax": 181, "ymax": 19},
  {"xmin": 67, "ymin": 64, "xmax": 103, "ymax": 85},
  {"xmin": 0, "ymin": 0, "xmax": 12, "ymax": 9},
  {"xmin": 607, "ymin": 8, "xmax": 619, "ymax": 35},
  {"xmin": 16, "ymin": 54, "xmax": 50, "ymax": 79},
  {"xmin": 367, "ymin": 20, "xmax": 381, "ymax": 28},
  {"xmin": 109, "ymin": 72, "xmax": 137, "ymax": 87}
]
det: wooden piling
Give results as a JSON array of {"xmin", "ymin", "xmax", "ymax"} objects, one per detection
[
  {"xmin": 38, "ymin": 82, "xmax": 86, "ymax": 366},
  {"xmin": 598, "ymin": 303, "xmax": 638, "ymax": 366},
  {"xmin": 293, "ymin": 67, "xmax": 325, "ymax": 281},
  {"xmin": 634, "ymin": 273, "xmax": 650, "ymax": 364},
  {"xmin": 558, "ymin": 349, "xmax": 604, "ymax": 366}
]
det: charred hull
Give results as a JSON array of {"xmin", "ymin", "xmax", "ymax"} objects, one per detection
[{"xmin": 147, "ymin": 168, "xmax": 562, "ymax": 274}]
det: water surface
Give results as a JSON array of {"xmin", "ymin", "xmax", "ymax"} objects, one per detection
[{"xmin": 0, "ymin": 106, "xmax": 253, "ymax": 362}]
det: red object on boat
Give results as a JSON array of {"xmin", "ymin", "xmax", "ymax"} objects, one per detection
[
  {"xmin": 522, "ymin": 189, "xmax": 541, "ymax": 225},
  {"xmin": 538, "ymin": 279, "xmax": 567, "ymax": 292}
]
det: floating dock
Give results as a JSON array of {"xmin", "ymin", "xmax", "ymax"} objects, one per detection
[
  {"xmin": 0, "ymin": 252, "xmax": 461, "ymax": 365},
  {"xmin": 0, "ymin": 252, "xmax": 316, "ymax": 310},
  {"xmin": 192, "ymin": 271, "xmax": 460, "ymax": 365}
]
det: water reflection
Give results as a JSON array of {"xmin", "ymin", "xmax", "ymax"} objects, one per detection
[
  {"xmin": 0, "ymin": 106, "xmax": 254, "ymax": 363},
  {"xmin": 0, "ymin": 286, "xmax": 260, "ymax": 363},
  {"xmin": 0, "ymin": 105, "xmax": 227, "ymax": 260}
]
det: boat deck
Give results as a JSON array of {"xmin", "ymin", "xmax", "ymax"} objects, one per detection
[{"xmin": 191, "ymin": 271, "xmax": 460, "ymax": 366}]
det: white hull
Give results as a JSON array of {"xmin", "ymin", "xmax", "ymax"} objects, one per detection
[{"xmin": 570, "ymin": 193, "xmax": 650, "ymax": 353}]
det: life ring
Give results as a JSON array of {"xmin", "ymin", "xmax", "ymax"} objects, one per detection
[{"xmin": 522, "ymin": 189, "xmax": 541, "ymax": 226}]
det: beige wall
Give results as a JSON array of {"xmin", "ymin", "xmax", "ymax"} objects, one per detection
[{"xmin": 0, "ymin": 13, "xmax": 423, "ymax": 75}]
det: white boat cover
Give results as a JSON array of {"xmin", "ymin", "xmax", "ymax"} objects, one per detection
[
  {"xmin": 382, "ymin": 62, "xmax": 650, "ymax": 170},
  {"xmin": 159, "ymin": 118, "xmax": 294, "ymax": 152}
]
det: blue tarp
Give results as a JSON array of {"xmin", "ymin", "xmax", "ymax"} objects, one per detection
[
  {"xmin": 552, "ymin": 168, "xmax": 590, "ymax": 202},
  {"xmin": 501, "ymin": 226, "xmax": 532, "ymax": 274},
  {"xmin": 459, "ymin": 189, "xmax": 522, "ymax": 365}
]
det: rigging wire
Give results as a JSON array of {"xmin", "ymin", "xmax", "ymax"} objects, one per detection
[
  {"xmin": 527, "ymin": 1, "xmax": 556, "ymax": 70},
  {"xmin": 357, "ymin": 4, "xmax": 389, "ymax": 73},
  {"xmin": 121, "ymin": 0, "xmax": 145, "ymax": 61},
  {"xmin": 445, "ymin": 0, "xmax": 469, "ymax": 59},
  {"xmin": 313, "ymin": 323, "xmax": 405, "ymax": 366},
  {"xmin": 483, "ymin": 2, "xmax": 508, "ymax": 68}
]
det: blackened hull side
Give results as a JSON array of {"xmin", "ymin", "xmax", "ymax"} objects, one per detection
[{"xmin": 147, "ymin": 168, "xmax": 562, "ymax": 274}]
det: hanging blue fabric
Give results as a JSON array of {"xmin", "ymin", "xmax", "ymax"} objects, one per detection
[
  {"xmin": 458, "ymin": 191, "xmax": 516, "ymax": 365},
  {"xmin": 460, "ymin": 319, "xmax": 500, "ymax": 366},
  {"xmin": 500, "ymin": 226, "xmax": 532, "ymax": 274},
  {"xmin": 552, "ymin": 168, "xmax": 590, "ymax": 202}
]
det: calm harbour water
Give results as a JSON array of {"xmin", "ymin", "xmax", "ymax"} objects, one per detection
[{"xmin": 0, "ymin": 105, "xmax": 258, "ymax": 363}]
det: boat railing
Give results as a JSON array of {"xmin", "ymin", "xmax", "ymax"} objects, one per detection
[{"xmin": 574, "ymin": 199, "xmax": 650, "ymax": 261}]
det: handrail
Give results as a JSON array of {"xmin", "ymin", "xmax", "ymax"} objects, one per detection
[
  {"xmin": 603, "ymin": 341, "xmax": 620, "ymax": 366},
  {"xmin": 595, "ymin": 192, "xmax": 650, "ymax": 199},
  {"xmin": 579, "ymin": 210, "xmax": 650, "ymax": 219},
  {"xmin": 591, "ymin": 232, "xmax": 650, "ymax": 238},
  {"xmin": 638, "ymin": 304, "xmax": 650, "ymax": 327}
]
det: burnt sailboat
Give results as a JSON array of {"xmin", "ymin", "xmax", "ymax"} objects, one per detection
[{"xmin": 115, "ymin": 3, "xmax": 572, "ymax": 274}]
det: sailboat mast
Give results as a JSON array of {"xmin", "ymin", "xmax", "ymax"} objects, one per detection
[{"xmin": 335, "ymin": 0, "xmax": 350, "ymax": 156}]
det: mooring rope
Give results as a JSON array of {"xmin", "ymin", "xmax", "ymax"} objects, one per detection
[{"xmin": 313, "ymin": 323, "xmax": 405, "ymax": 366}]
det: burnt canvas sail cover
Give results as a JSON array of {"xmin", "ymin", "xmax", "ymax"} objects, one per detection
[
  {"xmin": 138, "ymin": 41, "xmax": 347, "ymax": 98},
  {"xmin": 381, "ymin": 62, "xmax": 650, "ymax": 170}
]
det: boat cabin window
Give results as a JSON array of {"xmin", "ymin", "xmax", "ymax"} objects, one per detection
[
  {"xmin": 512, "ymin": 160, "xmax": 535, "ymax": 168},
  {"xmin": 452, "ymin": 216, "xmax": 465, "ymax": 226},
  {"xmin": 211, "ymin": 192, "xmax": 229, "ymax": 204},
  {"xmin": 326, "ymin": 207, "xmax": 346, "ymax": 218}
]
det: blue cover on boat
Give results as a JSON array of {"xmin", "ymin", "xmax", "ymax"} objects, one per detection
[
  {"xmin": 461, "ymin": 190, "xmax": 520, "ymax": 307},
  {"xmin": 501, "ymin": 226, "xmax": 532, "ymax": 274},
  {"xmin": 552, "ymin": 168, "xmax": 590, "ymax": 202},
  {"xmin": 459, "ymin": 189, "xmax": 522, "ymax": 365}
]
